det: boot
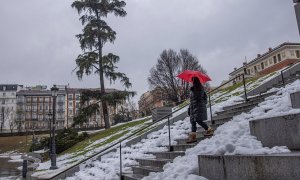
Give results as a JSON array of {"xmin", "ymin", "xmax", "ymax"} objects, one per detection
[
  {"xmin": 186, "ymin": 132, "xmax": 197, "ymax": 144},
  {"xmin": 203, "ymin": 127, "xmax": 214, "ymax": 136}
]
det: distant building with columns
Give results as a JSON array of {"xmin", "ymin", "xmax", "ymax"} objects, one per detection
[{"xmin": 229, "ymin": 42, "xmax": 300, "ymax": 84}]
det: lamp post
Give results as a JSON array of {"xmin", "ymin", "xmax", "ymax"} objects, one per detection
[
  {"xmin": 47, "ymin": 112, "xmax": 52, "ymax": 155},
  {"xmin": 50, "ymin": 85, "xmax": 59, "ymax": 170},
  {"xmin": 294, "ymin": 0, "xmax": 300, "ymax": 35}
]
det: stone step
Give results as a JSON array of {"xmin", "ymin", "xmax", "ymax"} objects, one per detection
[
  {"xmin": 150, "ymin": 151, "xmax": 185, "ymax": 160},
  {"xmin": 216, "ymin": 102, "xmax": 259, "ymax": 116},
  {"xmin": 167, "ymin": 144, "xmax": 196, "ymax": 151},
  {"xmin": 132, "ymin": 166, "xmax": 162, "ymax": 176},
  {"xmin": 123, "ymin": 174, "xmax": 145, "ymax": 180},
  {"xmin": 209, "ymin": 116, "xmax": 232, "ymax": 124},
  {"xmin": 175, "ymin": 136, "xmax": 207, "ymax": 145},
  {"xmin": 214, "ymin": 106, "xmax": 254, "ymax": 119},
  {"xmin": 223, "ymin": 91, "xmax": 276, "ymax": 111},
  {"xmin": 198, "ymin": 151, "xmax": 300, "ymax": 180},
  {"xmin": 250, "ymin": 113, "xmax": 300, "ymax": 150},
  {"xmin": 136, "ymin": 158, "xmax": 172, "ymax": 169}
]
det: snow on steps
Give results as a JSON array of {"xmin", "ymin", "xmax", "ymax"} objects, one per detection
[
  {"xmin": 123, "ymin": 94, "xmax": 276, "ymax": 180},
  {"xmin": 199, "ymin": 101, "xmax": 300, "ymax": 180}
]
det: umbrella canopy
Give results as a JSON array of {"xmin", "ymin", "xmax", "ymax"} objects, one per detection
[{"xmin": 177, "ymin": 70, "xmax": 211, "ymax": 84}]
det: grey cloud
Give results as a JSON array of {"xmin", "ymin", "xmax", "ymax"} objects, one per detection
[{"xmin": 0, "ymin": 0, "xmax": 298, "ymax": 103}]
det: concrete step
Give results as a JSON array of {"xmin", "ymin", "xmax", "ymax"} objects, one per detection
[
  {"xmin": 223, "ymin": 91, "xmax": 276, "ymax": 111},
  {"xmin": 150, "ymin": 151, "xmax": 185, "ymax": 160},
  {"xmin": 216, "ymin": 102, "xmax": 259, "ymax": 116},
  {"xmin": 214, "ymin": 106, "xmax": 254, "ymax": 119},
  {"xmin": 136, "ymin": 158, "xmax": 172, "ymax": 169},
  {"xmin": 132, "ymin": 166, "xmax": 162, "ymax": 176},
  {"xmin": 175, "ymin": 136, "xmax": 207, "ymax": 145},
  {"xmin": 167, "ymin": 144, "xmax": 196, "ymax": 151},
  {"xmin": 123, "ymin": 174, "xmax": 145, "ymax": 180},
  {"xmin": 250, "ymin": 113, "xmax": 300, "ymax": 150},
  {"xmin": 198, "ymin": 151, "xmax": 300, "ymax": 180}
]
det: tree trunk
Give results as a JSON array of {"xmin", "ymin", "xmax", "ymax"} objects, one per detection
[{"xmin": 97, "ymin": 13, "xmax": 110, "ymax": 129}]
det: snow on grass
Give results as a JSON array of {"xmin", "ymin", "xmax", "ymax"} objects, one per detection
[{"xmin": 32, "ymin": 118, "xmax": 152, "ymax": 178}]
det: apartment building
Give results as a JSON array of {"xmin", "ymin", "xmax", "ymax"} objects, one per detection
[
  {"xmin": 16, "ymin": 87, "xmax": 66, "ymax": 131},
  {"xmin": 0, "ymin": 84, "xmax": 23, "ymax": 132},
  {"xmin": 65, "ymin": 88, "xmax": 124, "ymax": 128},
  {"xmin": 229, "ymin": 42, "xmax": 300, "ymax": 83}
]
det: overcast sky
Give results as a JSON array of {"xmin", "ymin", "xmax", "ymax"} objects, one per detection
[{"xmin": 0, "ymin": 0, "xmax": 299, "ymax": 103}]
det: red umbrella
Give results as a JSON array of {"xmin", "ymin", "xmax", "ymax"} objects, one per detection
[{"xmin": 177, "ymin": 70, "xmax": 211, "ymax": 84}]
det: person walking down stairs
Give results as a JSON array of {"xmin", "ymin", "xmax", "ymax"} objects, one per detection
[{"xmin": 187, "ymin": 77, "xmax": 214, "ymax": 144}]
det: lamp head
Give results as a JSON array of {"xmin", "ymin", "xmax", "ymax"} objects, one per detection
[{"xmin": 51, "ymin": 85, "xmax": 59, "ymax": 97}]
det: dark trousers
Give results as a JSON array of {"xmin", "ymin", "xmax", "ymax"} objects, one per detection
[{"xmin": 190, "ymin": 119, "xmax": 209, "ymax": 132}]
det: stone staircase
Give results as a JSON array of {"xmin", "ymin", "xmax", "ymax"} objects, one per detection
[
  {"xmin": 198, "ymin": 91, "xmax": 300, "ymax": 180},
  {"xmin": 122, "ymin": 92, "xmax": 276, "ymax": 180}
]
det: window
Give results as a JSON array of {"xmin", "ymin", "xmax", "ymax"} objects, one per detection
[
  {"xmin": 26, "ymin": 98, "xmax": 31, "ymax": 103},
  {"xmin": 11, "ymin": 92, "xmax": 15, "ymax": 96},
  {"xmin": 3, "ymin": 93, "xmax": 6, "ymax": 97},
  {"xmin": 69, "ymin": 102, "xmax": 73, "ymax": 107},
  {"xmin": 296, "ymin": 50, "xmax": 300, "ymax": 58},
  {"xmin": 278, "ymin": 54, "xmax": 281, "ymax": 62},
  {"xmin": 254, "ymin": 66, "xmax": 257, "ymax": 72},
  {"xmin": 76, "ymin": 94, "xmax": 80, "ymax": 99},
  {"xmin": 39, "ymin": 98, "xmax": 43, "ymax": 103},
  {"xmin": 32, "ymin": 97, "xmax": 37, "ymax": 102},
  {"xmin": 69, "ymin": 110, "xmax": 73, "ymax": 115},
  {"xmin": 264, "ymin": 61, "xmax": 268, "ymax": 67},
  {"xmin": 68, "ymin": 94, "xmax": 73, "ymax": 99},
  {"xmin": 251, "ymin": 68, "xmax": 253, "ymax": 73},
  {"xmin": 3, "ymin": 86, "xmax": 6, "ymax": 91},
  {"xmin": 39, "ymin": 105, "xmax": 43, "ymax": 110},
  {"xmin": 2, "ymin": 99, "xmax": 5, "ymax": 105},
  {"xmin": 32, "ymin": 113, "xmax": 37, "ymax": 119},
  {"xmin": 26, "ymin": 106, "xmax": 31, "ymax": 111},
  {"xmin": 247, "ymin": 69, "xmax": 250, "ymax": 75},
  {"xmin": 261, "ymin": 62, "xmax": 265, "ymax": 70},
  {"xmin": 273, "ymin": 56, "xmax": 277, "ymax": 64},
  {"xmin": 45, "ymin": 106, "xmax": 48, "ymax": 110}
]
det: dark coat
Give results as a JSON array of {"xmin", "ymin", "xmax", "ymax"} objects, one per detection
[{"xmin": 189, "ymin": 86, "xmax": 207, "ymax": 123}]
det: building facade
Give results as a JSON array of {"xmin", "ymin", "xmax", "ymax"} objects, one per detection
[
  {"xmin": 65, "ymin": 88, "xmax": 124, "ymax": 128},
  {"xmin": 0, "ymin": 84, "xmax": 23, "ymax": 132},
  {"xmin": 16, "ymin": 87, "xmax": 66, "ymax": 131},
  {"xmin": 229, "ymin": 42, "xmax": 300, "ymax": 83},
  {"xmin": 138, "ymin": 88, "xmax": 169, "ymax": 116}
]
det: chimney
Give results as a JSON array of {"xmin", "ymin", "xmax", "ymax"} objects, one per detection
[
  {"xmin": 234, "ymin": 67, "xmax": 237, "ymax": 71},
  {"xmin": 268, "ymin": 47, "xmax": 273, "ymax": 52},
  {"xmin": 243, "ymin": 62, "xmax": 247, "ymax": 66},
  {"xmin": 257, "ymin": 54, "xmax": 261, "ymax": 58}
]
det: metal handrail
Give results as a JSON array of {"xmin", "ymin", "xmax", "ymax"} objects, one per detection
[
  {"xmin": 51, "ymin": 73, "xmax": 249, "ymax": 180},
  {"xmin": 207, "ymin": 74, "xmax": 248, "ymax": 124},
  {"xmin": 51, "ymin": 104, "xmax": 189, "ymax": 179}
]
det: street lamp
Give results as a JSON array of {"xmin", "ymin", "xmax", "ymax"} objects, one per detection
[
  {"xmin": 50, "ymin": 85, "xmax": 59, "ymax": 170},
  {"xmin": 47, "ymin": 112, "xmax": 53, "ymax": 155}
]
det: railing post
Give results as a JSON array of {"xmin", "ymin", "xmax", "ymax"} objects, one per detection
[
  {"xmin": 281, "ymin": 70, "xmax": 285, "ymax": 88},
  {"xmin": 119, "ymin": 143, "xmax": 124, "ymax": 180},
  {"xmin": 209, "ymin": 95, "xmax": 214, "ymax": 124},
  {"xmin": 168, "ymin": 117, "xmax": 173, "ymax": 152},
  {"xmin": 22, "ymin": 159, "xmax": 28, "ymax": 178},
  {"xmin": 242, "ymin": 74, "xmax": 248, "ymax": 102}
]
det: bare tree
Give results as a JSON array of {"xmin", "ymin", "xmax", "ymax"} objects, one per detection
[
  {"xmin": 148, "ymin": 49, "xmax": 207, "ymax": 103},
  {"xmin": 0, "ymin": 107, "xmax": 15, "ymax": 133}
]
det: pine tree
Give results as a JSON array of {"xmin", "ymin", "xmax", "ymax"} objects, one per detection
[{"xmin": 72, "ymin": 0, "xmax": 132, "ymax": 129}]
